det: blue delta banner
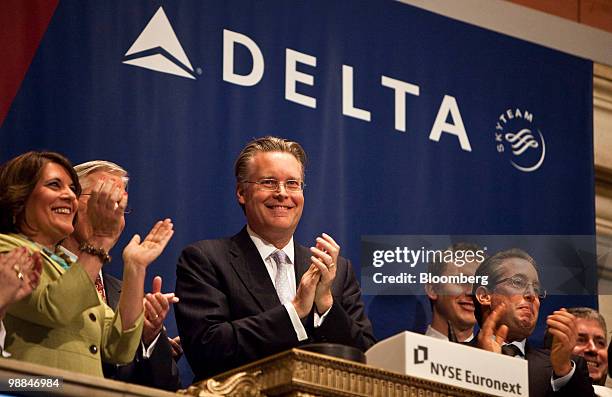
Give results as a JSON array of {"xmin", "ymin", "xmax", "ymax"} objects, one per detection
[{"xmin": 0, "ymin": 0, "xmax": 594, "ymax": 383}]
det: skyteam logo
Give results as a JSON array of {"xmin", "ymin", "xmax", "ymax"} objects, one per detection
[
  {"xmin": 123, "ymin": 7, "xmax": 197, "ymax": 80},
  {"xmin": 494, "ymin": 108, "xmax": 546, "ymax": 172}
]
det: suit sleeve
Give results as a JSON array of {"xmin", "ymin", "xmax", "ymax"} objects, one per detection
[
  {"xmin": 100, "ymin": 305, "xmax": 144, "ymax": 365},
  {"xmin": 140, "ymin": 329, "xmax": 181, "ymax": 390},
  {"xmin": 175, "ymin": 243, "xmax": 302, "ymax": 380},
  {"xmin": 310, "ymin": 258, "xmax": 376, "ymax": 351},
  {"xmin": 551, "ymin": 356, "xmax": 595, "ymax": 396},
  {"xmin": 108, "ymin": 328, "xmax": 181, "ymax": 391}
]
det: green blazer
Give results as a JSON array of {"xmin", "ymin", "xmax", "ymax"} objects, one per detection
[{"xmin": 0, "ymin": 233, "xmax": 143, "ymax": 377}]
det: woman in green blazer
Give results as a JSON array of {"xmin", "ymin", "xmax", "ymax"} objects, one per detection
[{"xmin": 0, "ymin": 151, "xmax": 173, "ymax": 377}]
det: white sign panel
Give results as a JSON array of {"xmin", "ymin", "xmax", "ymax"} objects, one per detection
[{"xmin": 366, "ymin": 331, "xmax": 528, "ymax": 397}]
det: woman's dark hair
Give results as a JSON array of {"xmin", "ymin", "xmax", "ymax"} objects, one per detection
[{"xmin": 0, "ymin": 151, "xmax": 81, "ymax": 233}]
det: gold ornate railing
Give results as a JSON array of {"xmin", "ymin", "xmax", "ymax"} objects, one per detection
[
  {"xmin": 1, "ymin": 349, "xmax": 494, "ymax": 396},
  {"xmin": 180, "ymin": 348, "xmax": 493, "ymax": 397}
]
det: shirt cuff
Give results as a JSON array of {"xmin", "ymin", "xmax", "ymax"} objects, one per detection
[
  {"xmin": 0, "ymin": 320, "xmax": 9, "ymax": 358},
  {"xmin": 141, "ymin": 331, "xmax": 162, "ymax": 358},
  {"xmin": 313, "ymin": 306, "xmax": 332, "ymax": 328},
  {"xmin": 550, "ymin": 360, "xmax": 575, "ymax": 391},
  {"xmin": 283, "ymin": 302, "xmax": 308, "ymax": 341}
]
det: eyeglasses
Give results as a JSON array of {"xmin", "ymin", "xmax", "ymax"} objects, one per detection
[
  {"xmin": 243, "ymin": 178, "xmax": 305, "ymax": 192},
  {"xmin": 80, "ymin": 194, "xmax": 133, "ymax": 215},
  {"xmin": 495, "ymin": 275, "xmax": 546, "ymax": 299}
]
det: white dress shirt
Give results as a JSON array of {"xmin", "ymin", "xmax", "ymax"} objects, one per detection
[
  {"xmin": 247, "ymin": 226, "xmax": 331, "ymax": 342},
  {"xmin": 0, "ymin": 320, "xmax": 11, "ymax": 357},
  {"xmin": 247, "ymin": 227, "xmax": 307, "ymax": 341},
  {"xmin": 425, "ymin": 324, "xmax": 474, "ymax": 342}
]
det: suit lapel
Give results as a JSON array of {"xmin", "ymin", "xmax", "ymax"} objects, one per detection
[
  {"xmin": 229, "ymin": 228, "xmax": 280, "ymax": 312},
  {"xmin": 524, "ymin": 342, "xmax": 553, "ymax": 396},
  {"xmin": 293, "ymin": 242, "xmax": 310, "ymax": 285},
  {"xmin": 102, "ymin": 272, "xmax": 122, "ymax": 310}
]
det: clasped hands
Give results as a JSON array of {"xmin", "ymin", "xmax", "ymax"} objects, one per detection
[
  {"xmin": 293, "ymin": 233, "xmax": 339, "ymax": 319},
  {"xmin": 478, "ymin": 303, "xmax": 577, "ymax": 377}
]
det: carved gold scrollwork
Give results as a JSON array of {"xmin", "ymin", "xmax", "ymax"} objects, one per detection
[{"xmin": 177, "ymin": 371, "xmax": 263, "ymax": 397}]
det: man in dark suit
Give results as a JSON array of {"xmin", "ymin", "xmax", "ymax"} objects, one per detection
[
  {"xmin": 424, "ymin": 242, "xmax": 483, "ymax": 342},
  {"xmin": 102, "ymin": 273, "xmax": 180, "ymax": 390},
  {"xmin": 568, "ymin": 307, "xmax": 608, "ymax": 386},
  {"xmin": 471, "ymin": 248, "xmax": 594, "ymax": 396},
  {"xmin": 175, "ymin": 136, "xmax": 375, "ymax": 381},
  {"xmin": 63, "ymin": 160, "xmax": 180, "ymax": 391}
]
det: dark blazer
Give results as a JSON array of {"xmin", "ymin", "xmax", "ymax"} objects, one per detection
[
  {"xmin": 175, "ymin": 227, "xmax": 376, "ymax": 381},
  {"xmin": 102, "ymin": 273, "xmax": 181, "ymax": 391},
  {"xmin": 524, "ymin": 344, "xmax": 594, "ymax": 397},
  {"xmin": 467, "ymin": 335, "xmax": 594, "ymax": 396}
]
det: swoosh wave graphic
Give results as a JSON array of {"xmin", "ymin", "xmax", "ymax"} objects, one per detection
[{"xmin": 505, "ymin": 129, "xmax": 539, "ymax": 155}]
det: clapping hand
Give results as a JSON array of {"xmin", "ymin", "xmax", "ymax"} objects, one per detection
[
  {"xmin": 84, "ymin": 178, "xmax": 128, "ymax": 244},
  {"xmin": 310, "ymin": 233, "xmax": 339, "ymax": 314},
  {"xmin": 547, "ymin": 308, "xmax": 576, "ymax": 377},
  {"xmin": 14, "ymin": 250, "xmax": 42, "ymax": 302},
  {"xmin": 0, "ymin": 248, "xmax": 42, "ymax": 313},
  {"xmin": 122, "ymin": 219, "xmax": 174, "ymax": 269},
  {"xmin": 293, "ymin": 264, "xmax": 321, "ymax": 318},
  {"xmin": 168, "ymin": 336, "xmax": 183, "ymax": 360},
  {"xmin": 142, "ymin": 276, "xmax": 179, "ymax": 345},
  {"xmin": 477, "ymin": 302, "xmax": 508, "ymax": 354}
]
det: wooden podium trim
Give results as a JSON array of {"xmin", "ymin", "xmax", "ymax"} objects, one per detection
[
  {"xmin": 0, "ymin": 357, "xmax": 177, "ymax": 397},
  {"xmin": 180, "ymin": 348, "xmax": 493, "ymax": 397}
]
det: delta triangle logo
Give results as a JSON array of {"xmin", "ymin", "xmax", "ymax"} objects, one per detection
[{"xmin": 123, "ymin": 7, "xmax": 196, "ymax": 80}]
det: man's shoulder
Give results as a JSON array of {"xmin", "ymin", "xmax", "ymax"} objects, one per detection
[
  {"xmin": 183, "ymin": 236, "xmax": 234, "ymax": 251},
  {"xmin": 179, "ymin": 228, "xmax": 252, "ymax": 262}
]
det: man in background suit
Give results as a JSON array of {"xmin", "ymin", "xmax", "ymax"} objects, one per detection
[
  {"xmin": 567, "ymin": 307, "xmax": 608, "ymax": 386},
  {"xmin": 424, "ymin": 242, "xmax": 483, "ymax": 342},
  {"xmin": 102, "ymin": 273, "xmax": 180, "ymax": 390},
  {"xmin": 544, "ymin": 307, "xmax": 610, "ymax": 396},
  {"xmin": 175, "ymin": 136, "xmax": 375, "ymax": 381},
  {"xmin": 471, "ymin": 248, "xmax": 594, "ymax": 396},
  {"xmin": 62, "ymin": 160, "xmax": 180, "ymax": 391}
]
